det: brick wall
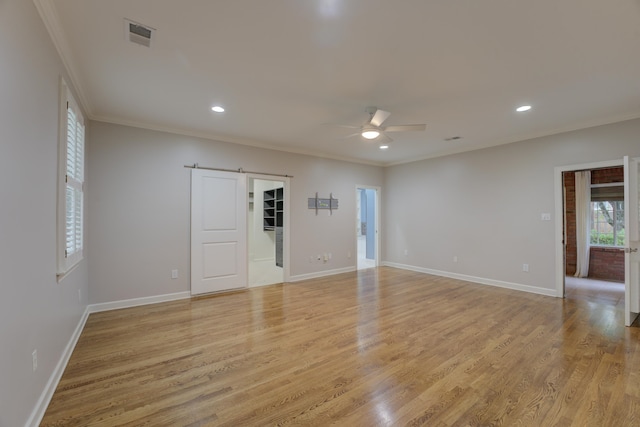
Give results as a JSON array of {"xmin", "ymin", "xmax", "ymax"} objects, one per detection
[
  {"xmin": 564, "ymin": 171, "xmax": 577, "ymax": 275},
  {"xmin": 564, "ymin": 166, "xmax": 624, "ymax": 281},
  {"xmin": 592, "ymin": 168, "xmax": 624, "ymax": 184},
  {"xmin": 588, "ymin": 247, "xmax": 625, "ymax": 282}
]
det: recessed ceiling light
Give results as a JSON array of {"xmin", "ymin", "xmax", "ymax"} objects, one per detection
[
  {"xmin": 516, "ymin": 105, "xmax": 532, "ymax": 112},
  {"xmin": 379, "ymin": 144, "xmax": 389, "ymax": 150},
  {"xmin": 211, "ymin": 105, "xmax": 225, "ymax": 113},
  {"xmin": 362, "ymin": 130, "xmax": 380, "ymax": 140}
]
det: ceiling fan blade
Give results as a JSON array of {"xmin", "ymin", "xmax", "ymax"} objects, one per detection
[
  {"xmin": 369, "ymin": 109, "xmax": 391, "ymax": 127},
  {"xmin": 323, "ymin": 123, "xmax": 361, "ymax": 129},
  {"xmin": 336, "ymin": 132, "xmax": 361, "ymax": 139},
  {"xmin": 383, "ymin": 124, "xmax": 426, "ymax": 132},
  {"xmin": 381, "ymin": 133, "xmax": 394, "ymax": 143}
]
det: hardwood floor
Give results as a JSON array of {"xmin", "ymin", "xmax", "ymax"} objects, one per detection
[
  {"xmin": 565, "ymin": 276, "xmax": 625, "ymax": 307},
  {"xmin": 41, "ymin": 267, "xmax": 640, "ymax": 426}
]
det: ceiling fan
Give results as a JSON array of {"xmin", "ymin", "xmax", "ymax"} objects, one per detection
[{"xmin": 335, "ymin": 106, "xmax": 426, "ymax": 143}]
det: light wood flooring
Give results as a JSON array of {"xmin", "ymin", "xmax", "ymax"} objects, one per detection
[
  {"xmin": 565, "ymin": 275, "xmax": 625, "ymax": 307},
  {"xmin": 42, "ymin": 267, "xmax": 640, "ymax": 426}
]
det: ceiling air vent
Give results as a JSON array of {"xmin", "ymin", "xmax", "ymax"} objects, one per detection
[{"xmin": 125, "ymin": 19, "xmax": 155, "ymax": 48}]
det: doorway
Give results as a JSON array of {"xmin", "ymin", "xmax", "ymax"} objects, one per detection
[
  {"xmin": 248, "ymin": 177, "xmax": 285, "ymax": 287},
  {"xmin": 356, "ymin": 186, "xmax": 379, "ymax": 270},
  {"xmin": 553, "ymin": 158, "xmax": 640, "ymax": 326},
  {"xmin": 558, "ymin": 162, "xmax": 625, "ymax": 299}
]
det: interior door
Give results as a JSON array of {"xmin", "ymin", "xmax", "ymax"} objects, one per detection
[
  {"xmin": 624, "ymin": 156, "xmax": 640, "ymax": 326},
  {"xmin": 191, "ymin": 169, "xmax": 247, "ymax": 295}
]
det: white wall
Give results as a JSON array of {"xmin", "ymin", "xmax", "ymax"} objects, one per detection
[
  {"xmin": 87, "ymin": 121, "xmax": 384, "ymax": 303},
  {"xmin": 384, "ymin": 118, "xmax": 640, "ymax": 294},
  {"xmin": 0, "ymin": 1, "xmax": 89, "ymax": 426}
]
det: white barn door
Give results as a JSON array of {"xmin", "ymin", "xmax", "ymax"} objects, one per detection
[
  {"xmin": 191, "ymin": 169, "xmax": 247, "ymax": 295},
  {"xmin": 624, "ymin": 156, "xmax": 640, "ymax": 326}
]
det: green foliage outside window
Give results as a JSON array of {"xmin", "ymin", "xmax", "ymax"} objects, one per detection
[
  {"xmin": 590, "ymin": 229, "xmax": 625, "ymax": 246},
  {"xmin": 590, "ymin": 201, "xmax": 625, "ymax": 247}
]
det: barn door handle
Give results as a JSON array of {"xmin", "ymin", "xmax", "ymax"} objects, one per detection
[{"xmin": 625, "ymin": 247, "xmax": 638, "ymax": 253}]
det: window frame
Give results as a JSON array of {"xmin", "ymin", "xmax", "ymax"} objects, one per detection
[{"xmin": 57, "ymin": 78, "xmax": 85, "ymax": 278}]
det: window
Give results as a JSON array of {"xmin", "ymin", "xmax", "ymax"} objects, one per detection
[
  {"xmin": 589, "ymin": 184, "xmax": 625, "ymax": 247},
  {"xmin": 57, "ymin": 80, "xmax": 85, "ymax": 276}
]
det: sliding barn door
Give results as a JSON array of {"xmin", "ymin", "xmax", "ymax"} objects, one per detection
[
  {"xmin": 624, "ymin": 156, "xmax": 640, "ymax": 326},
  {"xmin": 191, "ymin": 169, "xmax": 247, "ymax": 295}
]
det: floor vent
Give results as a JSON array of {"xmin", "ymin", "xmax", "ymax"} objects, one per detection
[{"xmin": 125, "ymin": 19, "xmax": 155, "ymax": 48}]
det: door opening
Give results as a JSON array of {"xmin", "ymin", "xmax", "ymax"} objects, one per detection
[
  {"xmin": 248, "ymin": 177, "xmax": 285, "ymax": 287},
  {"xmin": 555, "ymin": 158, "xmax": 640, "ymax": 326},
  {"xmin": 561, "ymin": 166, "xmax": 625, "ymax": 304},
  {"xmin": 356, "ymin": 187, "xmax": 379, "ymax": 270}
]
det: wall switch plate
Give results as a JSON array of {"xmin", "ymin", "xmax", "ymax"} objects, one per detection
[
  {"xmin": 32, "ymin": 350, "xmax": 38, "ymax": 372},
  {"xmin": 171, "ymin": 269, "xmax": 178, "ymax": 279},
  {"xmin": 541, "ymin": 213, "xmax": 551, "ymax": 221},
  {"xmin": 404, "ymin": 249, "xmax": 408, "ymax": 256},
  {"xmin": 77, "ymin": 289, "xmax": 82, "ymax": 303},
  {"xmin": 453, "ymin": 256, "xmax": 458, "ymax": 263},
  {"xmin": 523, "ymin": 264, "xmax": 529, "ymax": 272}
]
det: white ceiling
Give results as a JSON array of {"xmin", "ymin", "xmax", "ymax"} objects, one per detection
[{"xmin": 39, "ymin": 0, "xmax": 640, "ymax": 166}]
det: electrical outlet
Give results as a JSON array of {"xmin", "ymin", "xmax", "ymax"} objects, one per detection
[
  {"xmin": 523, "ymin": 264, "xmax": 529, "ymax": 272},
  {"xmin": 77, "ymin": 289, "xmax": 81, "ymax": 303},
  {"xmin": 347, "ymin": 251, "xmax": 351, "ymax": 259},
  {"xmin": 541, "ymin": 213, "xmax": 551, "ymax": 221},
  {"xmin": 171, "ymin": 269, "xmax": 178, "ymax": 279},
  {"xmin": 328, "ymin": 253, "xmax": 332, "ymax": 260},
  {"xmin": 453, "ymin": 256, "xmax": 458, "ymax": 263},
  {"xmin": 32, "ymin": 350, "xmax": 38, "ymax": 372},
  {"xmin": 404, "ymin": 249, "xmax": 408, "ymax": 256}
]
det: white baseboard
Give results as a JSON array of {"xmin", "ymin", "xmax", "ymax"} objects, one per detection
[
  {"xmin": 27, "ymin": 291, "xmax": 191, "ymax": 426},
  {"xmin": 288, "ymin": 266, "xmax": 356, "ymax": 282},
  {"xmin": 88, "ymin": 291, "xmax": 191, "ymax": 313},
  {"xmin": 26, "ymin": 306, "xmax": 90, "ymax": 427},
  {"xmin": 382, "ymin": 262, "xmax": 558, "ymax": 297}
]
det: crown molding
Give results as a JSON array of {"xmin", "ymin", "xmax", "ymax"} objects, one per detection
[
  {"xmin": 386, "ymin": 111, "xmax": 640, "ymax": 167},
  {"xmin": 91, "ymin": 114, "xmax": 387, "ymax": 168},
  {"xmin": 33, "ymin": 0, "xmax": 93, "ymax": 117}
]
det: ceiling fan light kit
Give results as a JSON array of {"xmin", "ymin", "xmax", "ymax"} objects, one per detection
[
  {"xmin": 362, "ymin": 129, "xmax": 381, "ymax": 139},
  {"xmin": 334, "ymin": 106, "xmax": 427, "ymax": 144}
]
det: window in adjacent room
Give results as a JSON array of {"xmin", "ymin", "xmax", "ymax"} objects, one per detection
[
  {"xmin": 590, "ymin": 184, "xmax": 625, "ymax": 247},
  {"xmin": 57, "ymin": 79, "xmax": 85, "ymax": 277}
]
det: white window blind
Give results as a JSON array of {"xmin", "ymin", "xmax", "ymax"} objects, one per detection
[{"xmin": 58, "ymin": 82, "xmax": 85, "ymax": 275}]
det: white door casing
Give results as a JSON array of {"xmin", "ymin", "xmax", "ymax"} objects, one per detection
[
  {"xmin": 191, "ymin": 169, "xmax": 247, "ymax": 295},
  {"xmin": 624, "ymin": 156, "xmax": 640, "ymax": 326}
]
